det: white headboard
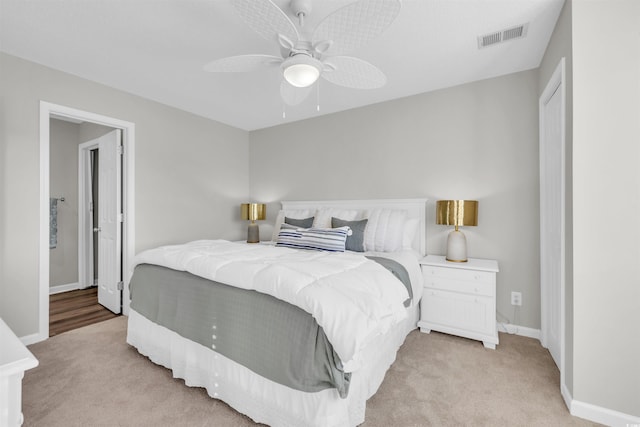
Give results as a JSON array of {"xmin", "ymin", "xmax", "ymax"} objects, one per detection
[{"xmin": 280, "ymin": 198, "xmax": 428, "ymax": 256}]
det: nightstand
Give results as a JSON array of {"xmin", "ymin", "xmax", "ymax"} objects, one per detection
[{"xmin": 418, "ymin": 255, "xmax": 499, "ymax": 349}]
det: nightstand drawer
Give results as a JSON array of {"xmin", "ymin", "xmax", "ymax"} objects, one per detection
[
  {"xmin": 424, "ymin": 278, "xmax": 494, "ymax": 297},
  {"xmin": 421, "ymin": 289, "xmax": 496, "ymax": 336},
  {"xmin": 422, "ymin": 266, "xmax": 494, "ymax": 284}
]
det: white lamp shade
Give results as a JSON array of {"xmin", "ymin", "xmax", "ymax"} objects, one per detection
[{"xmin": 282, "ymin": 55, "xmax": 322, "ymax": 88}]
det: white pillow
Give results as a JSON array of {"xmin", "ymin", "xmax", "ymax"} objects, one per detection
[
  {"xmin": 364, "ymin": 208, "xmax": 407, "ymax": 252},
  {"xmin": 312, "ymin": 208, "xmax": 361, "ymax": 228},
  {"xmin": 271, "ymin": 209, "xmax": 316, "ymax": 241},
  {"xmin": 402, "ymin": 218, "xmax": 420, "ymax": 250}
]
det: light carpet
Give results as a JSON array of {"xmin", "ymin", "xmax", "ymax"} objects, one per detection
[{"xmin": 23, "ymin": 317, "xmax": 599, "ymax": 426}]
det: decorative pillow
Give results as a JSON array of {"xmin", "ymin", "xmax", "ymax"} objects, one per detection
[
  {"xmin": 364, "ymin": 209, "xmax": 407, "ymax": 252},
  {"xmin": 332, "ymin": 217, "xmax": 368, "ymax": 252},
  {"xmin": 271, "ymin": 209, "xmax": 316, "ymax": 241},
  {"xmin": 276, "ymin": 226, "xmax": 350, "ymax": 252},
  {"xmin": 285, "ymin": 216, "xmax": 314, "ymax": 228},
  {"xmin": 312, "ymin": 208, "xmax": 361, "ymax": 228}
]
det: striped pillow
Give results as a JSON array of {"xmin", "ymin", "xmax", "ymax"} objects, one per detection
[{"xmin": 276, "ymin": 226, "xmax": 351, "ymax": 252}]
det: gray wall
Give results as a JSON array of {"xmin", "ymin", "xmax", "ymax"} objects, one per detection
[
  {"xmin": 49, "ymin": 119, "xmax": 80, "ymax": 288},
  {"xmin": 0, "ymin": 52, "xmax": 249, "ymax": 337},
  {"xmin": 250, "ymin": 69, "xmax": 541, "ymax": 330},
  {"xmin": 78, "ymin": 122, "xmax": 113, "ymax": 142},
  {"xmin": 0, "ymin": 78, "xmax": 5, "ymax": 317},
  {"xmin": 538, "ymin": 0, "xmax": 574, "ymax": 397},
  {"xmin": 571, "ymin": 0, "xmax": 640, "ymax": 417}
]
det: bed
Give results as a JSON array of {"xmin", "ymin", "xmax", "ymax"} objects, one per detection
[{"xmin": 126, "ymin": 198, "xmax": 427, "ymax": 426}]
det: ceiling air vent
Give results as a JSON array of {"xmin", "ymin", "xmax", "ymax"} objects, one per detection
[{"xmin": 478, "ymin": 23, "xmax": 529, "ymax": 49}]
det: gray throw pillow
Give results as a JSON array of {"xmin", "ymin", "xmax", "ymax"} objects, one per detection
[
  {"xmin": 331, "ymin": 217, "xmax": 368, "ymax": 252},
  {"xmin": 284, "ymin": 216, "xmax": 314, "ymax": 228}
]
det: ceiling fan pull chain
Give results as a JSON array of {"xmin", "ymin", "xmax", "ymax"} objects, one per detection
[
  {"xmin": 282, "ymin": 103, "xmax": 286, "ymax": 119},
  {"xmin": 316, "ymin": 80, "xmax": 320, "ymax": 112}
]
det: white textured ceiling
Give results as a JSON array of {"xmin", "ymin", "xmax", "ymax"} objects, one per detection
[{"xmin": 0, "ymin": 0, "xmax": 564, "ymax": 131}]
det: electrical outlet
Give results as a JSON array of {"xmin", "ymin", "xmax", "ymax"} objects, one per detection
[{"xmin": 511, "ymin": 291, "xmax": 522, "ymax": 306}]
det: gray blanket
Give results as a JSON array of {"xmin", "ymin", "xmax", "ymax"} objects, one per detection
[
  {"xmin": 129, "ymin": 257, "xmax": 412, "ymax": 398},
  {"xmin": 366, "ymin": 256, "xmax": 412, "ymax": 306}
]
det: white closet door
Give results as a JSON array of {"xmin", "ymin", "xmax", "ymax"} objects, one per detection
[
  {"xmin": 97, "ymin": 129, "xmax": 122, "ymax": 314},
  {"xmin": 540, "ymin": 78, "xmax": 563, "ymax": 370}
]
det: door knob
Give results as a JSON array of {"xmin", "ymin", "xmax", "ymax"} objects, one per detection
[{"xmin": 93, "ymin": 227, "xmax": 101, "ymax": 232}]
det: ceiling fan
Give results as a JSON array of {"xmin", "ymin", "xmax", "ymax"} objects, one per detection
[{"xmin": 203, "ymin": 0, "xmax": 402, "ymax": 106}]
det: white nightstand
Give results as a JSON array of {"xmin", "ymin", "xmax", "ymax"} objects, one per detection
[
  {"xmin": 418, "ymin": 255, "xmax": 499, "ymax": 349},
  {"xmin": 1, "ymin": 318, "xmax": 38, "ymax": 427}
]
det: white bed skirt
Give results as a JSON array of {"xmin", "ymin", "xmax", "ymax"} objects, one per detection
[{"xmin": 127, "ymin": 306, "xmax": 418, "ymax": 427}]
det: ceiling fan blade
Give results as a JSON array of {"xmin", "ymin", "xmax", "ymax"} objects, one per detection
[
  {"xmin": 321, "ymin": 56, "xmax": 387, "ymax": 89},
  {"xmin": 280, "ymin": 80, "xmax": 313, "ymax": 106},
  {"xmin": 203, "ymin": 54, "xmax": 282, "ymax": 72},
  {"xmin": 230, "ymin": 0, "xmax": 299, "ymax": 46},
  {"xmin": 312, "ymin": 0, "xmax": 401, "ymax": 56}
]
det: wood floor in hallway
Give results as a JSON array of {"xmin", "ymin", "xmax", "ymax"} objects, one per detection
[{"xmin": 49, "ymin": 287, "xmax": 120, "ymax": 337}]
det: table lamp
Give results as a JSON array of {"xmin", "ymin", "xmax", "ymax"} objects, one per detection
[
  {"xmin": 241, "ymin": 203, "xmax": 266, "ymax": 243},
  {"xmin": 436, "ymin": 200, "xmax": 478, "ymax": 262}
]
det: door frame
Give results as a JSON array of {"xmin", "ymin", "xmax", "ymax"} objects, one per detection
[
  {"xmin": 39, "ymin": 101, "xmax": 135, "ymax": 342},
  {"xmin": 539, "ymin": 58, "xmax": 566, "ymax": 400}
]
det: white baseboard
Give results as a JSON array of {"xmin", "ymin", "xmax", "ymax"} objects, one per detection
[
  {"xmin": 562, "ymin": 382, "xmax": 640, "ymax": 426},
  {"xmin": 49, "ymin": 282, "xmax": 80, "ymax": 295},
  {"xmin": 20, "ymin": 332, "xmax": 46, "ymax": 346},
  {"xmin": 571, "ymin": 398, "xmax": 640, "ymax": 426},
  {"xmin": 497, "ymin": 322, "xmax": 541, "ymax": 340},
  {"xmin": 561, "ymin": 382, "xmax": 573, "ymax": 415}
]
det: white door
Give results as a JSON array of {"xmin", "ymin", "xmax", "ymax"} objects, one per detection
[
  {"xmin": 540, "ymin": 67, "xmax": 564, "ymax": 370},
  {"xmin": 78, "ymin": 140, "xmax": 98, "ymax": 290},
  {"xmin": 97, "ymin": 129, "xmax": 122, "ymax": 314}
]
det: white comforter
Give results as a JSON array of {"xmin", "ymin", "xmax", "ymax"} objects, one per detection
[{"xmin": 133, "ymin": 240, "xmax": 410, "ymax": 371}]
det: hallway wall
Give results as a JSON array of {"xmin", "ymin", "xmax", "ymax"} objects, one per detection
[{"xmin": 49, "ymin": 119, "xmax": 79, "ymax": 288}]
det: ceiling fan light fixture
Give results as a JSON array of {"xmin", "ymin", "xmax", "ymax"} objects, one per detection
[{"xmin": 282, "ymin": 54, "xmax": 322, "ymax": 88}]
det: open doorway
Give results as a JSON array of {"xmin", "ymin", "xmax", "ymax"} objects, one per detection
[
  {"xmin": 39, "ymin": 102, "xmax": 135, "ymax": 342},
  {"xmin": 49, "ymin": 119, "xmax": 122, "ymax": 335}
]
